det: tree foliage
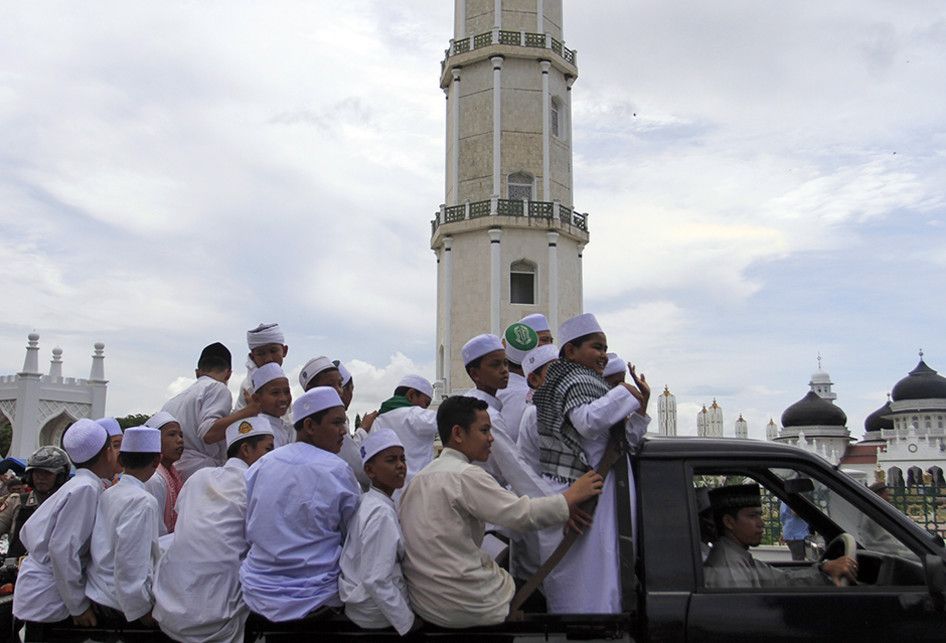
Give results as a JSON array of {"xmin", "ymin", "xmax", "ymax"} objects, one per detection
[{"xmin": 116, "ymin": 413, "xmax": 152, "ymax": 429}]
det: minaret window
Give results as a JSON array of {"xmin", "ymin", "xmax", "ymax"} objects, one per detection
[
  {"xmin": 510, "ymin": 260, "xmax": 536, "ymax": 305},
  {"xmin": 551, "ymin": 97, "xmax": 562, "ymax": 138},
  {"xmin": 508, "ymin": 172, "xmax": 534, "ymax": 201}
]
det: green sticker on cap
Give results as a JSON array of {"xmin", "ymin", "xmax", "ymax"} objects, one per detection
[{"xmin": 505, "ymin": 323, "xmax": 539, "ymax": 352}]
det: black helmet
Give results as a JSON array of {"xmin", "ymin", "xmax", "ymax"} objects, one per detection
[{"xmin": 24, "ymin": 446, "xmax": 71, "ymax": 489}]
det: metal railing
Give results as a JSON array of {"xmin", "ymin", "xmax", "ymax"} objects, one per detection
[
  {"xmin": 445, "ymin": 29, "xmax": 577, "ymax": 67},
  {"xmin": 431, "ymin": 197, "xmax": 589, "ymax": 234}
]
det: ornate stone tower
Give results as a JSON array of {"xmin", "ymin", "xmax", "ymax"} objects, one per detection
[{"xmin": 432, "ymin": 0, "xmax": 590, "ymax": 395}]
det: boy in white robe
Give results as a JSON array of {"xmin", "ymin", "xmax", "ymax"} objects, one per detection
[
  {"xmin": 85, "ymin": 427, "xmax": 162, "ymax": 625},
  {"xmin": 13, "ymin": 419, "xmax": 117, "ymax": 631},
  {"xmin": 250, "ymin": 363, "xmax": 294, "ymax": 448},
  {"xmin": 339, "ymin": 429, "xmax": 415, "ymax": 635},
  {"xmin": 533, "ymin": 313, "xmax": 651, "ymax": 614},
  {"xmin": 165, "ymin": 342, "xmax": 257, "ymax": 480},
  {"xmin": 152, "ymin": 416, "xmax": 274, "ymax": 643},
  {"xmin": 372, "ymin": 374, "xmax": 436, "ymax": 493},
  {"xmin": 144, "ymin": 411, "xmax": 185, "ymax": 535},
  {"xmin": 497, "ymin": 321, "xmax": 539, "ymax": 443},
  {"xmin": 517, "ymin": 344, "xmax": 559, "ymax": 476},
  {"xmin": 234, "ymin": 322, "xmax": 289, "ymax": 411}
]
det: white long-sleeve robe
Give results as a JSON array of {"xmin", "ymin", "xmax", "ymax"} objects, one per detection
[
  {"xmin": 373, "ymin": 405, "xmax": 437, "ymax": 487},
  {"xmin": 152, "ymin": 458, "xmax": 251, "ymax": 643},
  {"xmin": 13, "ymin": 469, "xmax": 104, "ymax": 622},
  {"xmin": 162, "ymin": 376, "xmax": 232, "ymax": 480},
  {"xmin": 85, "ymin": 475, "xmax": 161, "ymax": 621},
  {"xmin": 338, "ymin": 487, "xmax": 414, "ymax": 634}
]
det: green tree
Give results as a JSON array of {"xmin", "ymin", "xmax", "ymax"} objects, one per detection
[
  {"xmin": 116, "ymin": 413, "xmax": 152, "ymax": 429},
  {"xmin": 0, "ymin": 423, "xmax": 12, "ymax": 458}
]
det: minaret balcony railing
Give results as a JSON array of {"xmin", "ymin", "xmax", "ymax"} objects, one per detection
[
  {"xmin": 446, "ymin": 30, "xmax": 577, "ymax": 66},
  {"xmin": 431, "ymin": 198, "xmax": 588, "ymax": 236}
]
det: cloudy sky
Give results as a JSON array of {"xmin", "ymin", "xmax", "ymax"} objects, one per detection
[{"xmin": 2, "ymin": 1, "xmax": 944, "ymax": 440}]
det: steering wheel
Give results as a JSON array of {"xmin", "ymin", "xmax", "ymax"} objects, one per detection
[{"xmin": 821, "ymin": 532, "xmax": 857, "ymax": 586}]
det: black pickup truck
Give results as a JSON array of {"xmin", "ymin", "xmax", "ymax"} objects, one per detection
[{"xmin": 17, "ymin": 437, "xmax": 946, "ymax": 642}]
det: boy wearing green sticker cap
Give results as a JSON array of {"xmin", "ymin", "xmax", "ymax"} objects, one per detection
[{"xmin": 498, "ymin": 322, "xmax": 540, "ymax": 443}]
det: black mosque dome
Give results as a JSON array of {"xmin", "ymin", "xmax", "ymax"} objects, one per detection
[
  {"xmin": 864, "ymin": 401, "xmax": 894, "ymax": 433},
  {"xmin": 781, "ymin": 391, "xmax": 848, "ymax": 428},
  {"xmin": 891, "ymin": 359, "xmax": 946, "ymax": 402}
]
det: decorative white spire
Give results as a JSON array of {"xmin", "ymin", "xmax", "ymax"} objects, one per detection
[
  {"xmin": 657, "ymin": 385, "xmax": 677, "ymax": 436},
  {"xmin": 734, "ymin": 413, "xmax": 748, "ymax": 439},
  {"xmin": 21, "ymin": 332, "xmax": 40, "ymax": 375},
  {"xmin": 89, "ymin": 342, "xmax": 106, "ymax": 382},
  {"xmin": 49, "ymin": 347, "xmax": 63, "ymax": 379}
]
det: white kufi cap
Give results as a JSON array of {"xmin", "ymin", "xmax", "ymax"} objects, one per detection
[
  {"xmin": 336, "ymin": 361, "xmax": 352, "ymax": 387},
  {"xmin": 523, "ymin": 344, "xmax": 559, "ymax": 377},
  {"xmin": 251, "ymin": 362, "xmax": 287, "ymax": 392},
  {"xmin": 96, "ymin": 417, "xmax": 122, "ymax": 438},
  {"xmin": 225, "ymin": 416, "xmax": 275, "ymax": 449},
  {"xmin": 120, "ymin": 427, "xmax": 161, "ymax": 453},
  {"xmin": 293, "ymin": 386, "xmax": 344, "ymax": 421},
  {"xmin": 461, "ymin": 334, "xmax": 504, "ymax": 366},
  {"xmin": 145, "ymin": 411, "xmax": 178, "ymax": 430},
  {"xmin": 62, "ymin": 419, "xmax": 108, "ymax": 463},
  {"xmin": 299, "ymin": 356, "xmax": 336, "ymax": 389},
  {"xmin": 397, "ymin": 374, "xmax": 433, "ymax": 399},
  {"xmin": 360, "ymin": 428, "xmax": 404, "ymax": 464},
  {"xmin": 520, "ymin": 313, "xmax": 550, "ymax": 333},
  {"xmin": 559, "ymin": 313, "xmax": 603, "ymax": 347},
  {"xmin": 603, "ymin": 353, "xmax": 627, "ymax": 378},
  {"xmin": 247, "ymin": 323, "xmax": 285, "ymax": 349}
]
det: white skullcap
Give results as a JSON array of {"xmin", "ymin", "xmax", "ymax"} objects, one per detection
[
  {"xmin": 559, "ymin": 313, "xmax": 603, "ymax": 347},
  {"xmin": 145, "ymin": 411, "xmax": 178, "ymax": 430},
  {"xmin": 96, "ymin": 417, "xmax": 122, "ymax": 438},
  {"xmin": 247, "ymin": 323, "xmax": 285, "ymax": 349},
  {"xmin": 292, "ymin": 386, "xmax": 344, "ymax": 421},
  {"xmin": 299, "ymin": 356, "xmax": 336, "ymax": 389},
  {"xmin": 603, "ymin": 353, "xmax": 627, "ymax": 378},
  {"xmin": 62, "ymin": 419, "xmax": 108, "ymax": 463},
  {"xmin": 520, "ymin": 313, "xmax": 550, "ymax": 333},
  {"xmin": 336, "ymin": 362, "xmax": 352, "ymax": 387},
  {"xmin": 397, "ymin": 374, "xmax": 433, "ymax": 399},
  {"xmin": 251, "ymin": 362, "xmax": 287, "ymax": 393},
  {"xmin": 360, "ymin": 428, "xmax": 404, "ymax": 464},
  {"xmin": 523, "ymin": 344, "xmax": 559, "ymax": 377},
  {"xmin": 225, "ymin": 416, "xmax": 274, "ymax": 449},
  {"xmin": 461, "ymin": 334, "xmax": 504, "ymax": 366},
  {"xmin": 503, "ymin": 322, "xmax": 539, "ymax": 365},
  {"xmin": 120, "ymin": 427, "xmax": 161, "ymax": 453}
]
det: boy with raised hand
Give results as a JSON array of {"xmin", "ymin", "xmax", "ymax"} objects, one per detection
[
  {"xmin": 372, "ymin": 375, "xmax": 436, "ymax": 493},
  {"xmin": 144, "ymin": 412, "xmax": 185, "ymax": 535},
  {"xmin": 250, "ymin": 363, "xmax": 293, "ymax": 449},
  {"xmin": 533, "ymin": 312, "xmax": 651, "ymax": 614},
  {"xmin": 497, "ymin": 322, "xmax": 540, "ymax": 443},
  {"xmin": 165, "ymin": 342, "xmax": 256, "ymax": 480},
  {"xmin": 339, "ymin": 429, "xmax": 416, "ymax": 635},
  {"xmin": 85, "ymin": 427, "xmax": 162, "ymax": 627},
  {"xmin": 399, "ymin": 396, "xmax": 603, "ymax": 628},
  {"xmin": 153, "ymin": 416, "xmax": 274, "ymax": 643},
  {"xmin": 13, "ymin": 419, "xmax": 116, "ymax": 631},
  {"xmin": 235, "ymin": 323, "xmax": 289, "ymax": 412},
  {"xmin": 240, "ymin": 387, "xmax": 361, "ymax": 623}
]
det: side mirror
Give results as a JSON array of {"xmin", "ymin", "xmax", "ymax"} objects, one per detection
[
  {"xmin": 924, "ymin": 555, "xmax": 946, "ymax": 611},
  {"xmin": 784, "ymin": 478, "xmax": 814, "ymax": 494}
]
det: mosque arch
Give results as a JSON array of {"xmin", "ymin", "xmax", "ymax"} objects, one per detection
[
  {"xmin": 906, "ymin": 465, "xmax": 925, "ymax": 486},
  {"xmin": 887, "ymin": 467, "xmax": 905, "ymax": 487},
  {"xmin": 510, "ymin": 259, "xmax": 537, "ymax": 305},
  {"xmin": 928, "ymin": 466, "xmax": 945, "ymax": 486},
  {"xmin": 39, "ymin": 409, "xmax": 79, "ymax": 449}
]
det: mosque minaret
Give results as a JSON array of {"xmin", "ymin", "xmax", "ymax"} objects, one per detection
[
  {"xmin": 657, "ymin": 385, "xmax": 677, "ymax": 436},
  {"xmin": 431, "ymin": 0, "xmax": 590, "ymax": 395}
]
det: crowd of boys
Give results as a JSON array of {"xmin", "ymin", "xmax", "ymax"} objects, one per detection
[{"xmin": 7, "ymin": 313, "xmax": 672, "ymax": 640}]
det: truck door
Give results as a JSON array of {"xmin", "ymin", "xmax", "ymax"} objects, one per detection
[{"xmin": 684, "ymin": 460, "xmax": 946, "ymax": 642}]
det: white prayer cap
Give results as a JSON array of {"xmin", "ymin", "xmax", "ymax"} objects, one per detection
[
  {"xmin": 559, "ymin": 313, "xmax": 603, "ymax": 347},
  {"xmin": 247, "ymin": 323, "xmax": 285, "ymax": 349},
  {"xmin": 520, "ymin": 313, "xmax": 550, "ymax": 333},
  {"xmin": 225, "ymin": 416, "xmax": 274, "ymax": 449},
  {"xmin": 336, "ymin": 362, "xmax": 352, "ymax": 387},
  {"xmin": 503, "ymin": 322, "xmax": 539, "ymax": 365},
  {"xmin": 397, "ymin": 374, "xmax": 433, "ymax": 399},
  {"xmin": 120, "ymin": 427, "xmax": 161, "ymax": 453},
  {"xmin": 299, "ymin": 356, "xmax": 336, "ymax": 389},
  {"xmin": 461, "ymin": 334, "xmax": 503, "ymax": 366},
  {"xmin": 62, "ymin": 419, "xmax": 108, "ymax": 464},
  {"xmin": 603, "ymin": 353, "xmax": 627, "ymax": 378},
  {"xmin": 251, "ymin": 362, "xmax": 287, "ymax": 393},
  {"xmin": 292, "ymin": 386, "xmax": 344, "ymax": 421},
  {"xmin": 96, "ymin": 417, "xmax": 122, "ymax": 438},
  {"xmin": 360, "ymin": 428, "xmax": 404, "ymax": 464},
  {"xmin": 523, "ymin": 344, "xmax": 559, "ymax": 378},
  {"xmin": 145, "ymin": 411, "xmax": 178, "ymax": 430}
]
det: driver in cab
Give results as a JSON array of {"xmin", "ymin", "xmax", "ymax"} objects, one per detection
[{"xmin": 703, "ymin": 484, "xmax": 858, "ymax": 588}]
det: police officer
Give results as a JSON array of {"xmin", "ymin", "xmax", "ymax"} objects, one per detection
[{"xmin": 0, "ymin": 446, "xmax": 71, "ymax": 559}]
